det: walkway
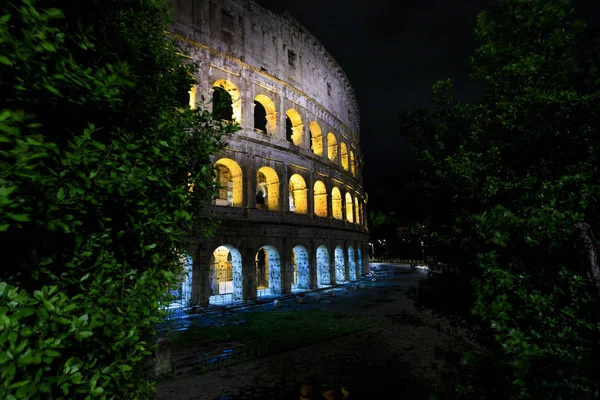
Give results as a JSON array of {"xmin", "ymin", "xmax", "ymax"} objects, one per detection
[{"xmin": 156, "ymin": 265, "xmax": 470, "ymax": 400}]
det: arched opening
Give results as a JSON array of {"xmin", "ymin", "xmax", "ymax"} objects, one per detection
[
  {"xmin": 254, "ymin": 94, "xmax": 277, "ymax": 135},
  {"xmin": 354, "ymin": 196, "xmax": 360, "ymax": 225},
  {"xmin": 348, "ymin": 247, "xmax": 357, "ymax": 281},
  {"xmin": 345, "ymin": 192, "xmax": 354, "ymax": 223},
  {"xmin": 289, "ymin": 174, "xmax": 307, "ymax": 214},
  {"xmin": 292, "ymin": 245, "xmax": 310, "ymax": 291},
  {"xmin": 253, "ymin": 101, "xmax": 267, "ymax": 133},
  {"xmin": 357, "ymin": 248, "xmax": 363, "ymax": 276},
  {"xmin": 340, "ymin": 142, "xmax": 349, "ymax": 171},
  {"xmin": 212, "ymin": 80, "xmax": 241, "ymax": 122},
  {"xmin": 316, "ymin": 246, "xmax": 331, "ymax": 287},
  {"xmin": 332, "ymin": 187, "xmax": 342, "ymax": 220},
  {"xmin": 256, "ymin": 245, "xmax": 281, "ymax": 297},
  {"xmin": 335, "ymin": 246, "xmax": 346, "ymax": 283},
  {"xmin": 327, "ymin": 133, "xmax": 338, "ymax": 162},
  {"xmin": 286, "ymin": 109, "xmax": 303, "ymax": 146},
  {"xmin": 188, "ymin": 85, "xmax": 197, "ymax": 110},
  {"xmin": 168, "ymin": 254, "xmax": 193, "ymax": 308},
  {"xmin": 310, "ymin": 121, "xmax": 323, "ymax": 156},
  {"xmin": 214, "ymin": 158, "xmax": 243, "ymax": 207},
  {"xmin": 210, "ymin": 245, "xmax": 243, "ymax": 305},
  {"xmin": 313, "ymin": 181, "xmax": 327, "ymax": 217},
  {"xmin": 350, "ymin": 150, "xmax": 356, "ymax": 177},
  {"xmin": 256, "ymin": 166, "xmax": 280, "ymax": 211}
]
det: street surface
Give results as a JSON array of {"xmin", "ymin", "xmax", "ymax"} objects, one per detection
[{"xmin": 156, "ymin": 265, "xmax": 469, "ymax": 400}]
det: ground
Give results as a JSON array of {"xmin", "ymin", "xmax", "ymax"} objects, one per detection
[{"xmin": 155, "ymin": 266, "xmax": 477, "ymax": 400}]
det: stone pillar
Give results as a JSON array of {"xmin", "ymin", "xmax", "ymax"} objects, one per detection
[
  {"xmin": 307, "ymin": 172, "xmax": 314, "ymax": 218},
  {"xmin": 282, "ymin": 239, "xmax": 293, "ymax": 294},
  {"xmin": 242, "ymin": 83, "xmax": 254, "ymax": 132},
  {"xmin": 326, "ymin": 180, "xmax": 333, "ymax": 219},
  {"xmin": 343, "ymin": 244, "xmax": 349, "ymax": 282},
  {"xmin": 282, "ymin": 166, "xmax": 290, "ymax": 214},
  {"xmin": 242, "ymin": 246, "xmax": 257, "ymax": 301},
  {"xmin": 191, "ymin": 245, "xmax": 212, "ymax": 308},
  {"xmin": 277, "ymin": 99, "xmax": 286, "ymax": 142},
  {"xmin": 329, "ymin": 243, "xmax": 337, "ymax": 285},
  {"xmin": 309, "ymin": 241, "xmax": 318, "ymax": 289},
  {"xmin": 247, "ymin": 155, "xmax": 257, "ymax": 209}
]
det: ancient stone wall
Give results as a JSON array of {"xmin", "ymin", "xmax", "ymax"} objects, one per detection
[{"xmin": 171, "ymin": 0, "xmax": 369, "ymax": 307}]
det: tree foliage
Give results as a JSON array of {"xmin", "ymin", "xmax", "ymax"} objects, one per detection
[
  {"xmin": 0, "ymin": 0, "xmax": 235, "ymax": 398},
  {"xmin": 401, "ymin": 0, "xmax": 600, "ymax": 398}
]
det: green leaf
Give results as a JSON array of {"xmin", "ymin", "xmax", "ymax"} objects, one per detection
[{"xmin": 0, "ymin": 56, "xmax": 12, "ymax": 66}]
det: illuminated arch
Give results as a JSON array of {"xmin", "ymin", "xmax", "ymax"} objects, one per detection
[
  {"xmin": 345, "ymin": 192, "xmax": 354, "ymax": 223},
  {"xmin": 313, "ymin": 181, "xmax": 327, "ymax": 217},
  {"xmin": 209, "ymin": 245, "xmax": 243, "ymax": 304},
  {"xmin": 292, "ymin": 245, "xmax": 310, "ymax": 290},
  {"xmin": 316, "ymin": 246, "xmax": 331, "ymax": 287},
  {"xmin": 188, "ymin": 85, "xmax": 197, "ymax": 110},
  {"xmin": 285, "ymin": 109, "xmax": 303, "ymax": 147},
  {"xmin": 214, "ymin": 158, "xmax": 243, "ymax": 207},
  {"xmin": 354, "ymin": 196, "xmax": 360, "ymax": 225},
  {"xmin": 256, "ymin": 166, "xmax": 280, "ymax": 211},
  {"xmin": 350, "ymin": 150, "xmax": 356, "ymax": 177},
  {"xmin": 348, "ymin": 246, "xmax": 357, "ymax": 281},
  {"xmin": 331, "ymin": 187, "xmax": 342, "ymax": 220},
  {"xmin": 212, "ymin": 80, "xmax": 241, "ymax": 122},
  {"xmin": 309, "ymin": 122, "xmax": 323, "ymax": 156},
  {"xmin": 254, "ymin": 94, "xmax": 277, "ymax": 135},
  {"xmin": 256, "ymin": 245, "xmax": 281, "ymax": 296},
  {"xmin": 327, "ymin": 133, "xmax": 338, "ymax": 162},
  {"xmin": 334, "ymin": 246, "xmax": 346, "ymax": 283},
  {"xmin": 289, "ymin": 174, "xmax": 308, "ymax": 214},
  {"xmin": 340, "ymin": 142, "xmax": 349, "ymax": 171}
]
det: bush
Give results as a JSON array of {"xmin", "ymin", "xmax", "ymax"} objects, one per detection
[{"xmin": 0, "ymin": 0, "xmax": 235, "ymax": 397}]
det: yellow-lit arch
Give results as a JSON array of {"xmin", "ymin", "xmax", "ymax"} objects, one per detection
[
  {"xmin": 213, "ymin": 79, "xmax": 242, "ymax": 122},
  {"xmin": 350, "ymin": 150, "xmax": 356, "ymax": 177},
  {"xmin": 340, "ymin": 142, "xmax": 349, "ymax": 171},
  {"xmin": 289, "ymin": 174, "xmax": 308, "ymax": 214},
  {"xmin": 313, "ymin": 181, "xmax": 327, "ymax": 217},
  {"xmin": 327, "ymin": 133, "xmax": 338, "ymax": 163},
  {"xmin": 310, "ymin": 122, "xmax": 323, "ymax": 156},
  {"xmin": 331, "ymin": 187, "xmax": 342, "ymax": 220},
  {"xmin": 354, "ymin": 196, "xmax": 360, "ymax": 225},
  {"xmin": 286, "ymin": 109, "xmax": 303, "ymax": 147},
  {"xmin": 256, "ymin": 166, "xmax": 280, "ymax": 211},
  {"xmin": 345, "ymin": 192, "xmax": 354, "ymax": 223},
  {"xmin": 214, "ymin": 158, "xmax": 243, "ymax": 207},
  {"xmin": 254, "ymin": 94, "xmax": 277, "ymax": 135}
]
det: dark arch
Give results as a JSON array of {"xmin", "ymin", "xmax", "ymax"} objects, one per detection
[
  {"xmin": 212, "ymin": 86, "xmax": 233, "ymax": 121},
  {"xmin": 253, "ymin": 100, "xmax": 267, "ymax": 133}
]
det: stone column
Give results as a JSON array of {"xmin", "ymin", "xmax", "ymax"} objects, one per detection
[
  {"xmin": 309, "ymin": 241, "xmax": 318, "ymax": 289},
  {"xmin": 242, "ymin": 245, "xmax": 257, "ymax": 301},
  {"xmin": 282, "ymin": 239, "xmax": 293, "ymax": 295},
  {"xmin": 247, "ymin": 155, "xmax": 257, "ymax": 209},
  {"xmin": 191, "ymin": 245, "xmax": 212, "ymax": 308},
  {"xmin": 329, "ymin": 243, "xmax": 337, "ymax": 285}
]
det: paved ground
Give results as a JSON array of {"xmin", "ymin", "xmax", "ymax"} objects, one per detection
[{"xmin": 156, "ymin": 265, "xmax": 473, "ymax": 400}]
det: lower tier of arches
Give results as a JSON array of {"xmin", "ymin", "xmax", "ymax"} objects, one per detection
[{"xmin": 172, "ymin": 221, "xmax": 369, "ymax": 308}]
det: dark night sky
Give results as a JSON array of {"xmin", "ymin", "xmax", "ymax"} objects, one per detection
[{"xmin": 256, "ymin": 0, "xmax": 600, "ymax": 218}]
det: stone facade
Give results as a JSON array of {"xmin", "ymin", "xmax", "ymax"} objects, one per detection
[{"xmin": 171, "ymin": 0, "xmax": 369, "ymax": 307}]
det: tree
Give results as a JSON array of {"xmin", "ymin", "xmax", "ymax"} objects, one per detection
[
  {"xmin": 401, "ymin": 0, "xmax": 600, "ymax": 398},
  {"xmin": 0, "ymin": 0, "xmax": 235, "ymax": 398}
]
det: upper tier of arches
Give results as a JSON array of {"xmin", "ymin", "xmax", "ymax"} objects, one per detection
[{"xmin": 207, "ymin": 79, "xmax": 361, "ymax": 181}]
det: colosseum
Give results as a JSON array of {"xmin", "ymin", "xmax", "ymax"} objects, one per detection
[{"xmin": 170, "ymin": 0, "xmax": 369, "ymax": 308}]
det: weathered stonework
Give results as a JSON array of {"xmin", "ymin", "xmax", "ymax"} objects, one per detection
[{"xmin": 171, "ymin": 0, "xmax": 369, "ymax": 307}]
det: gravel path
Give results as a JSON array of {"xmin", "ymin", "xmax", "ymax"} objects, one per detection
[{"xmin": 156, "ymin": 266, "xmax": 474, "ymax": 400}]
